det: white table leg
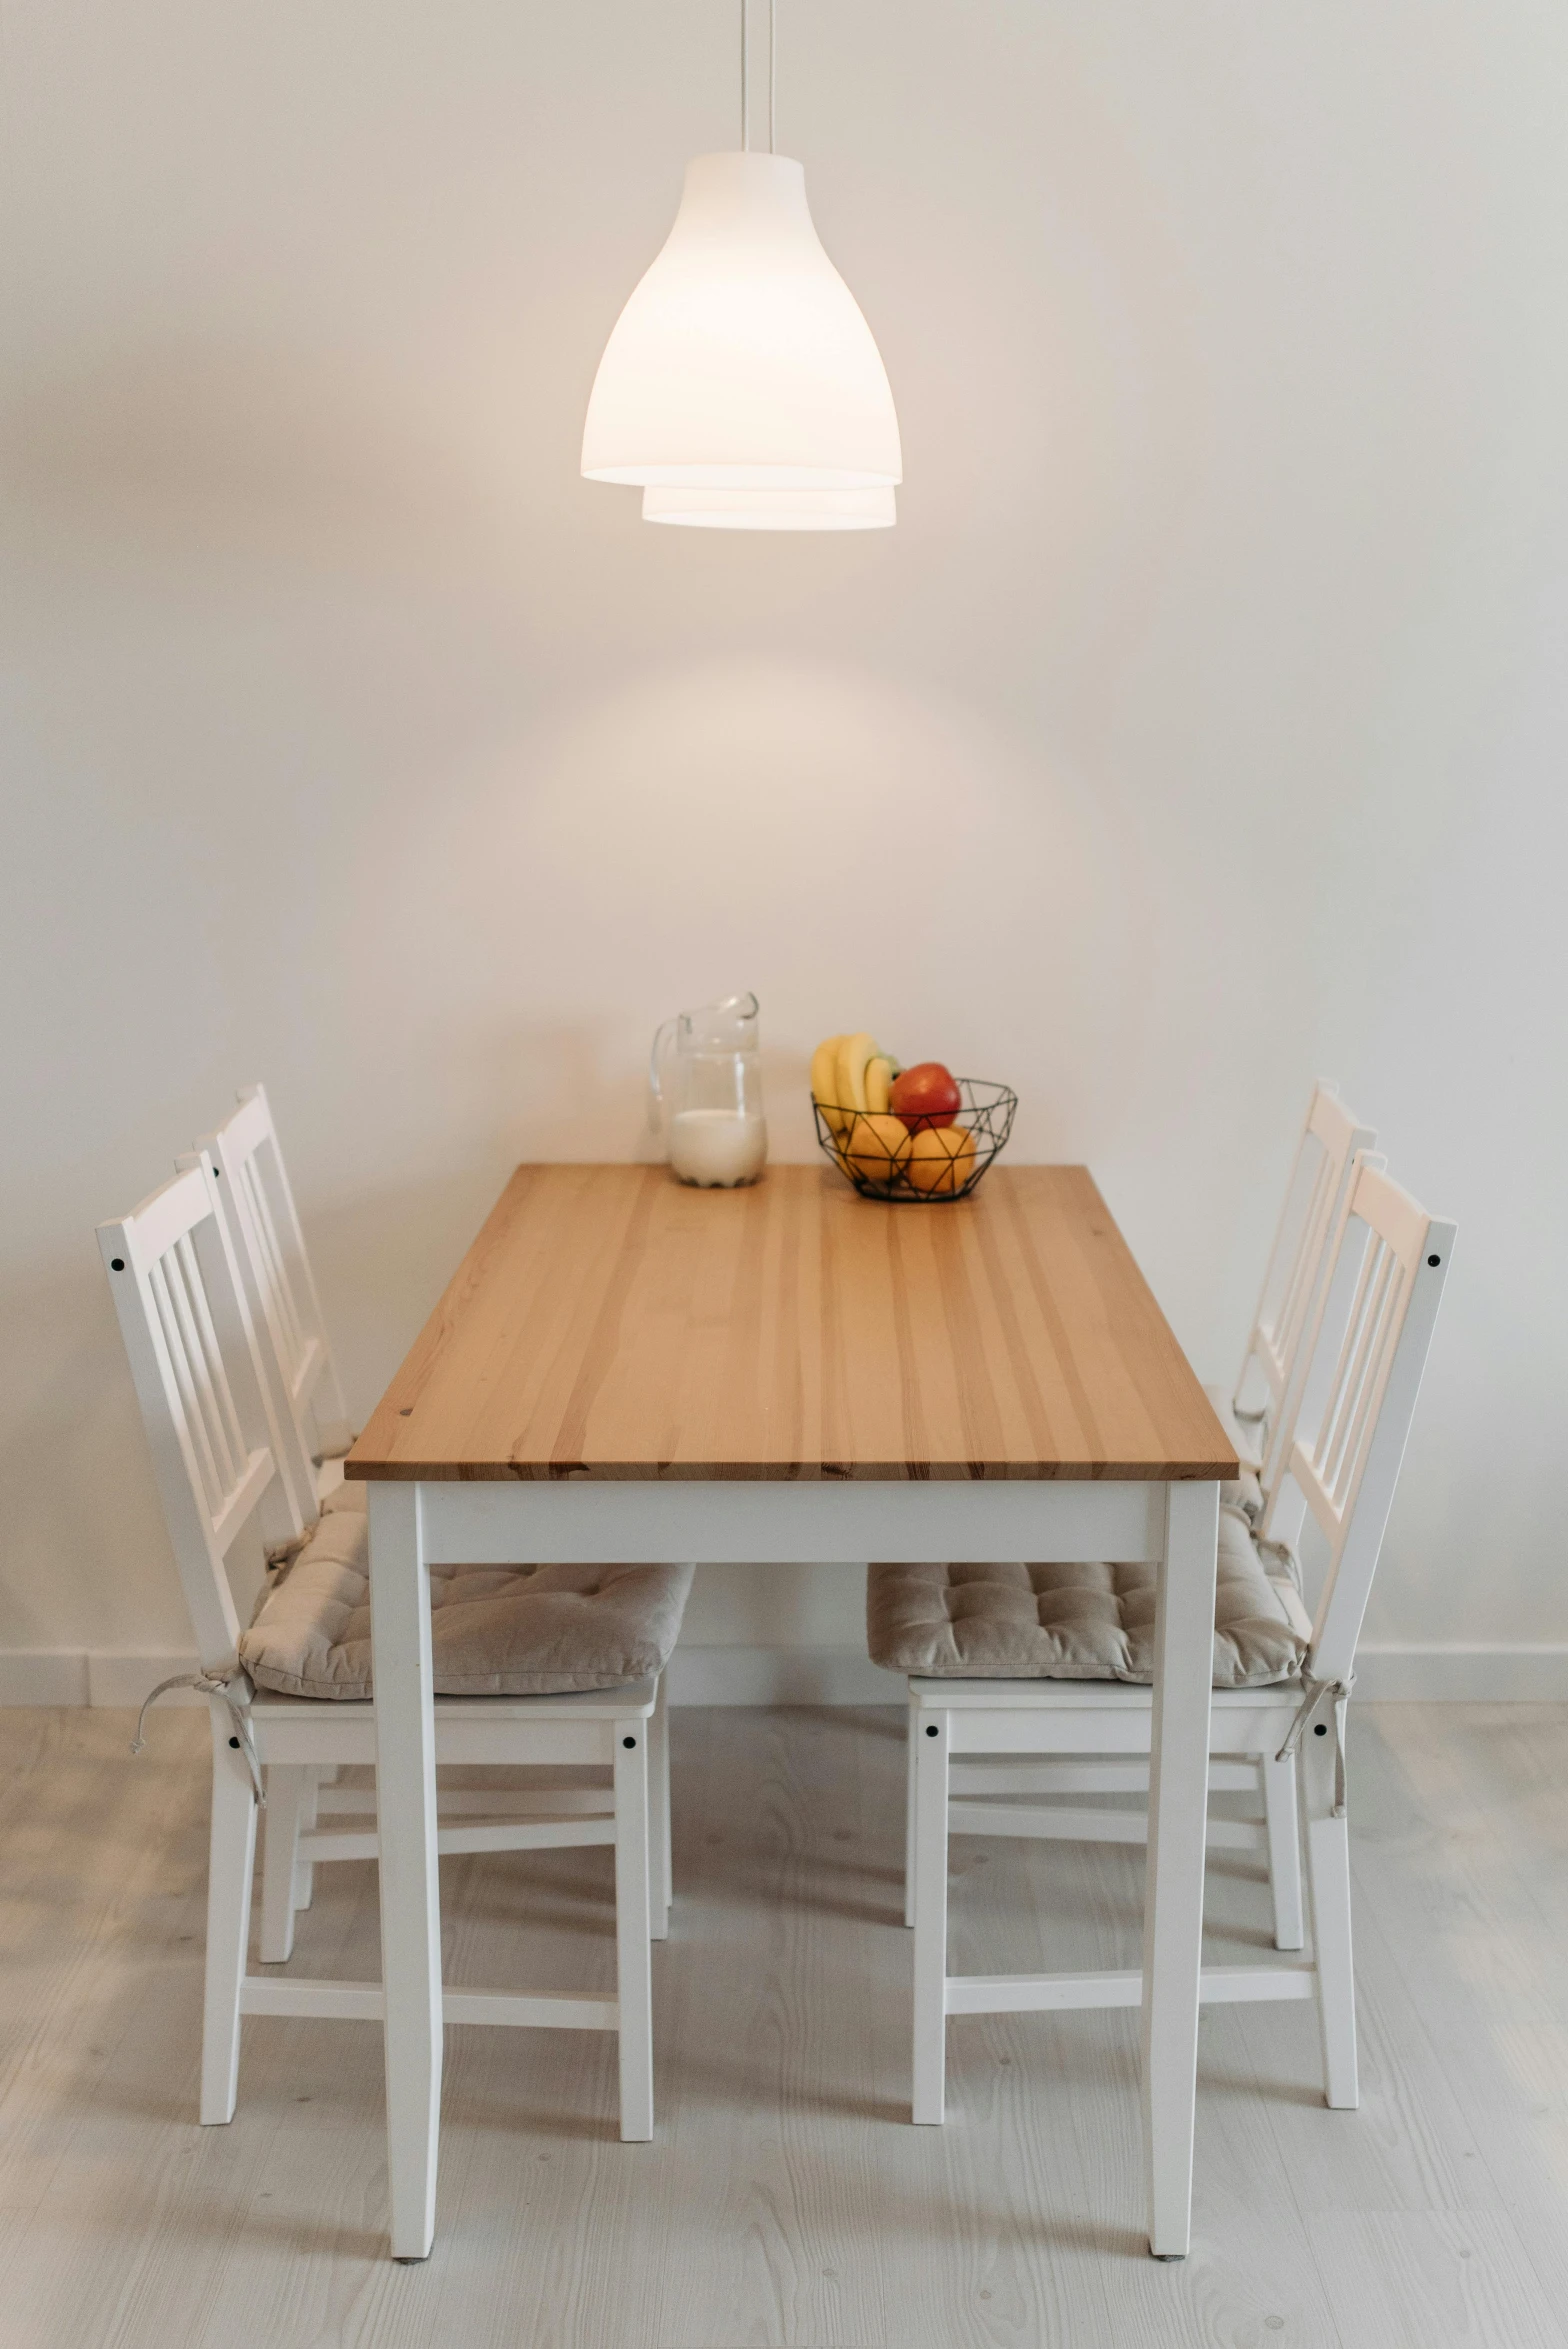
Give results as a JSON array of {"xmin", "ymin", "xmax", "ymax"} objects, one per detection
[
  {"xmin": 1141, "ymin": 1478, "xmax": 1218, "ymax": 2259},
  {"xmin": 911, "ymin": 1704, "xmax": 950, "ymax": 2125},
  {"xmin": 648, "ymin": 1670, "xmax": 672, "ymax": 1939},
  {"xmin": 903, "ymin": 1689, "xmax": 918, "ymax": 1929},
  {"xmin": 368, "ymin": 1481, "xmax": 443, "ymax": 2261},
  {"xmin": 614, "ymin": 1716, "xmax": 655, "ymax": 2141}
]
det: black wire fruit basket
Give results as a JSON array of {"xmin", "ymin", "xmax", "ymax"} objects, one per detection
[{"xmin": 812, "ymin": 1079, "xmax": 1018, "ymax": 1203}]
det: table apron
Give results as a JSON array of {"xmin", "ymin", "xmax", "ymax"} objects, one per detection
[{"xmin": 391, "ymin": 1478, "xmax": 1169, "ymax": 1566}]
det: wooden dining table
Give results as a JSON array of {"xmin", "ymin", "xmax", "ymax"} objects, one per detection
[{"xmin": 345, "ymin": 1160, "xmax": 1236, "ymax": 2263}]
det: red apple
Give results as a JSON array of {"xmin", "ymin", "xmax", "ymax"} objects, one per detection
[{"xmin": 891, "ymin": 1062, "xmax": 962, "ymax": 1135}]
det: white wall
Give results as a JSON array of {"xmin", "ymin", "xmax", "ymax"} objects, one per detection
[{"xmin": 4, "ymin": 1, "xmax": 1567, "ymax": 1691}]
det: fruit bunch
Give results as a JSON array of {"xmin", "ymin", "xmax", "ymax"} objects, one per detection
[{"xmin": 809, "ymin": 1033, "xmax": 977, "ymax": 1197}]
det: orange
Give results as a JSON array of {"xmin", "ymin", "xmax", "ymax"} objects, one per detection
[
  {"xmin": 902, "ymin": 1123, "xmax": 977, "ymax": 1196},
  {"xmin": 846, "ymin": 1112, "xmax": 912, "ymax": 1189}
]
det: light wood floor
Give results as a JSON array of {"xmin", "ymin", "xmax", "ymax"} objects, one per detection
[{"xmin": 0, "ymin": 1703, "xmax": 1564, "ymax": 2348}]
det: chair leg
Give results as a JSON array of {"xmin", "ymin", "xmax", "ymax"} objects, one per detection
[
  {"xmin": 614, "ymin": 1718, "xmax": 654, "ymax": 2142},
  {"xmin": 259, "ymin": 1765, "xmax": 312, "ymax": 1963},
  {"xmin": 201, "ymin": 1710, "xmax": 259, "ymax": 2125},
  {"xmin": 1302, "ymin": 1705, "xmax": 1358, "ymax": 2109},
  {"xmin": 904, "ymin": 1691, "xmax": 918, "ymax": 1929},
  {"xmin": 1261, "ymin": 1752, "xmax": 1305, "ymax": 1951},
  {"xmin": 648, "ymin": 1673, "xmax": 672, "ymax": 1940},
  {"xmin": 293, "ymin": 1764, "xmax": 323, "ymax": 1913},
  {"xmin": 911, "ymin": 1708, "xmax": 950, "ymax": 2125}
]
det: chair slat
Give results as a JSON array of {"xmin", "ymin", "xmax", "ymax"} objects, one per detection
[
  {"xmin": 1232, "ymin": 1084, "xmax": 1377, "ymax": 1513},
  {"xmin": 99, "ymin": 1162, "xmax": 299, "ymax": 1668},
  {"xmin": 241, "ymin": 1151, "xmax": 307, "ymax": 1389},
  {"xmin": 1264, "ymin": 1146, "xmax": 1330, "ymax": 1390},
  {"xmin": 149, "ymin": 1254, "xmax": 224, "ymax": 1518},
  {"xmin": 178, "ymin": 1230, "xmax": 249, "ymax": 1475},
  {"xmin": 170, "ymin": 1234, "xmax": 242, "ymax": 1500},
  {"xmin": 191, "ymin": 1085, "xmax": 352, "ymax": 1521},
  {"xmin": 1320, "ymin": 1239, "xmax": 1395, "ymax": 1506},
  {"xmin": 1335, "ymin": 1263, "xmax": 1405, "ymax": 1512},
  {"xmin": 1277, "ymin": 1161, "xmax": 1455, "ymax": 1680}
]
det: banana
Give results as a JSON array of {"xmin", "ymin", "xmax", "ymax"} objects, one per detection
[
  {"xmin": 810, "ymin": 1035, "xmax": 845, "ymax": 1107},
  {"xmin": 812, "ymin": 1032, "xmax": 904, "ymax": 1152},
  {"xmin": 837, "ymin": 1032, "xmax": 878, "ymax": 1116},
  {"xmin": 812, "ymin": 1033, "xmax": 854, "ymax": 1143}
]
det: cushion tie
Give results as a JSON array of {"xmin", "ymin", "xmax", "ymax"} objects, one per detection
[
  {"xmin": 1276, "ymin": 1674, "xmax": 1352, "ymax": 1817},
  {"xmin": 131, "ymin": 1667, "xmax": 265, "ymax": 1805},
  {"xmin": 263, "ymin": 1526, "xmax": 314, "ymax": 1581}
]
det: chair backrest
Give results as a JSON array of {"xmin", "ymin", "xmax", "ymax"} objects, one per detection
[
  {"xmin": 187, "ymin": 1084, "xmax": 351, "ymax": 1513},
  {"xmin": 1260, "ymin": 1154, "xmax": 1455, "ymax": 1688},
  {"xmin": 98, "ymin": 1162, "xmax": 309, "ymax": 1671},
  {"xmin": 1237, "ymin": 1083, "xmax": 1377, "ymax": 1498}
]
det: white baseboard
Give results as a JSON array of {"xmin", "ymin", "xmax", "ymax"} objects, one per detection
[
  {"xmin": 0, "ymin": 1651, "xmax": 204, "ymax": 1709},
  {"xmin": 0, "ymin": 1651, "xmax": 91, "ymax": 1707},
  {"xmin": 1, "ymin": 1642, "xmax": 1564, "ymax": 1709},
  {"xmin": 87, "ymin": 1652, "xmax": 209, "ymax": 1707},
  {"xmin": 664, "ymin": 1644, "xmax": 905, "ymax": 1706}
]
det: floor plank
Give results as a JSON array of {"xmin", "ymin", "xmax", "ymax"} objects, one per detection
[
  {"xmin": 1307, "ymin": 2210, "xmax": 1567, "ymax": 2349},
  {"xmin": 0, "ymin": 1702, "xmax": 1563, "ymax": 2347}
]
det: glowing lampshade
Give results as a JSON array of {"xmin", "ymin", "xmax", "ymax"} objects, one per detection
[
  {"xmin": 582, "ymin": 151, "xmax": 901, "ymax": 518},
  {"xmin": 641, "ymin": 484, "xmax": 895, "ymax": 530}
]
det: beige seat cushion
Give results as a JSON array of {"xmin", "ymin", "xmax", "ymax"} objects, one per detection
[
  {"xmin": 241, "ymin": 1501, "xmax": 693, "ymax": 1701},
  {"xmin": 1204, "ymin": 1383, "xmax": 1266, "ymax": 1521},
  {"xmin": 866, "ymin": 1508, "xmax": 1308, "ymax": 1690}
]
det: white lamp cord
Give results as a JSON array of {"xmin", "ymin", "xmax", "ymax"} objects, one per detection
[{"xmin": 740, "ymin": 0, "xmax": 777, "ymax": 154}]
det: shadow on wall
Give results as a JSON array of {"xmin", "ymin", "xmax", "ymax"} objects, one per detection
[
  {"xmin": 6, "ymin": 342, "xmax": 503, "ymax": 579},
  {"xmin": 0, "ymin": 1254, "xmax": 178, "ymax": 1651},
  {"xmin": 291, "ymin": 1163, "xmax": 526, "ymax": 1441}
]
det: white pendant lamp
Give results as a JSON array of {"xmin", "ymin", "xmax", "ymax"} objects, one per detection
[
  {"xmin": 581, "ymin": 2, "xmax": 901, "ymax": 531},
  {"xmin": 640, "ymin": 483, "xmax": 897, "ymax": 532}
]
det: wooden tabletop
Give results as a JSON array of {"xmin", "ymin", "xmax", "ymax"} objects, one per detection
[{"xmin": 345, "ymin": 1164, "xmax": 1236, "ymax": 1485}]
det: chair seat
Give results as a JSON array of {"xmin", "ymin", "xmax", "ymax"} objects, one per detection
[
  {"xmin": 866, "ymin": 1508, "xmax": 1310, "ymax": 1689},
  {"xmin": 240, "ymin": 1500, "xmax": 693, "ymax": 1701},
  {"xmin": 247, "ymin": 1676, "xmax": 658, "ymax": 1721},
  {"xmin": 1203, "ymin": 1384, "xmax": 1266, "ymax": 1519}
]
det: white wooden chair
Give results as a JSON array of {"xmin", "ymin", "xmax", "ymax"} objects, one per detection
[
  {"xmin": 1205, "ymin": 1081, "xmax": 1376, "ymax": 1509},
  {"xmin": 183, "ymin": 1084, "xmax": 352, "ymax": 1516},
  {"xmin": 881, "ymin": 1154, "xmax": 1454, "ymax": 2124},
  {"xmin": 894, "ymin": 1084, "xmax": 1375, "ymax": 1944},
  {"xmin": 180, "ymin": 1085, "xmax": 675, "ymax": 1967},
  {"xmin": 99, "ymin": 1159, "xmax": 679, "ymax": 2141}
]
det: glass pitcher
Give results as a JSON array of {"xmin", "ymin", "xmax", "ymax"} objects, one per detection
[{"xmin": 649, "ymin": 992, "xmax": 768, "ymax": 1187}]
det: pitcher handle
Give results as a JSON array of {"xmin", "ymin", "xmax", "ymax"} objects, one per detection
[{"xmin": 649, "ymin": 1018, "xmax": 678, "ymax": 1112}]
